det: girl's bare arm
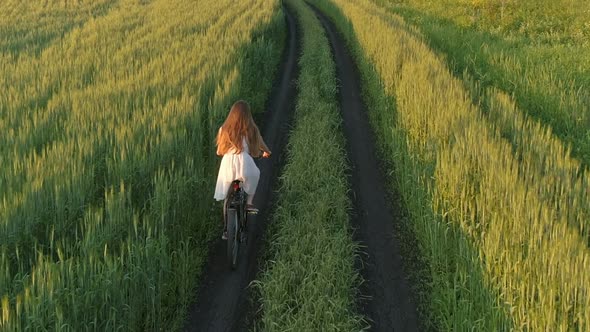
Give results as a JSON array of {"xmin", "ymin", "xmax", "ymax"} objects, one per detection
[
  {"xmin": 258, "ymin": 131, "xmax": 271, "ymax": 155},
  {"xmin": 261, "ymin": 140, "xmax": 271, "ymax": 154}
]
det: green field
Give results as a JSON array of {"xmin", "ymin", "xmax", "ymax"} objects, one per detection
[
  {"xmin": 0, "ymin": 0, "xmax": 283, "ymax": 329},
  {"xmin": 2, "ymin": 0, "xmax": 589, "ymax": 330}
]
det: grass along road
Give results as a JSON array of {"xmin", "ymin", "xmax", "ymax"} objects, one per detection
[
  {"xmin": 253, "ymin": 0, "xmax": 365, "ymax": 330},
  {"xmin": 310, "ymin": 3, "xmax": 419, "ymax": 330}
]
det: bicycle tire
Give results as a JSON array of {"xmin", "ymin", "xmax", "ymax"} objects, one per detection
[{"xmin": 226, "ymin": 208, "xmax": 239, "ymax": 269}]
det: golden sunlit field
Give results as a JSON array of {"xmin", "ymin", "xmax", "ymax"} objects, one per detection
[{"xmin": 312, "ymin": 0, "xmax": 590, "ymax": 330}]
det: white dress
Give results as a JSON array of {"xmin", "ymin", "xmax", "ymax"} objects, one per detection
[{"xmin": 214, "ymin": 137, "xmax": 260, "ymax": 201}]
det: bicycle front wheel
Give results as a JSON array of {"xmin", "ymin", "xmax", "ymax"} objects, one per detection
[{"xmin": 226, "ymin": 208, "xmax": 239, "ymax": 270}]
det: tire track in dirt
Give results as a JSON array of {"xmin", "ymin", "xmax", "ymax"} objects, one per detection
[
  {"xmin": 309, "ymin": 4, "xmax": 419, "ymax": 331},
  {"xmin": 184, "ymin": 5, "xmax": 300, "ymax": 332}
]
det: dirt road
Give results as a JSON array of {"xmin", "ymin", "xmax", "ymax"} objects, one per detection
[
  {"xmin": 185, "ymin": 3, "xmax": 419, "ymax": 331},
  {"xmin": 310, "ymin": 4, "xmax": 419, "ymax": 331},
  {"xmin": 183, "ymin": 5, "xmax": 300, "ymax": 332}
]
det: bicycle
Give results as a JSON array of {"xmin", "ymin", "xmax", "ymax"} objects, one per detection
[{"xmin": 223, "ymin": 180, "xmax": 256, "ymax": 269}]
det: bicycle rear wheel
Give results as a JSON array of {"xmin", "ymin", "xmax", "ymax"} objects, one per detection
[{"xmin": 226, "ymin": 208, "xmax": 239, "ymax": 269}]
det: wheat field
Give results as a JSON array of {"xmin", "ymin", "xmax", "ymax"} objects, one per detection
[{"xmin": 0, "ymin": 0, "xmax": 283, "ymax": 329}]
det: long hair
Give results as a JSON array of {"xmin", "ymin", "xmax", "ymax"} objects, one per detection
[{"xmin": 216, "ymin": 100, "xmax": 263, "ymax": 156}]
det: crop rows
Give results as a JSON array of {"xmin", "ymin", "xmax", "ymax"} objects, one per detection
[
  {"xmin": 312, "ymin": 0, "xmax": 589, "ymax": 330},
  {"xmin": 0, "ymin": 0, "xmax": 283, "ymax": 330},
  {"xmin": 379, "ymin": 0, "xmax": 590, "ymax": 45},
  {"xmin": 0, "ymin": 0, "xmax": 118, "ymax": 57},
  {"xmin": 253, "ymin": 0, "xmax": 365, "ymax": 330},
  {"xmin": 375, "ymin": 0, "xmax": 590, "ymax": 166}
]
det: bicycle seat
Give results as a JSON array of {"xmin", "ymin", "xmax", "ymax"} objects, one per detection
[{"xmin": 231, "ymin": 180, "xmax": 242, "ymax": 191}]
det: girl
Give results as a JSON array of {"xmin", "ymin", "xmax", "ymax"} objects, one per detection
[{"xmin": 214, "ymin": 100, "xmax": 271, "ymax": 213}]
